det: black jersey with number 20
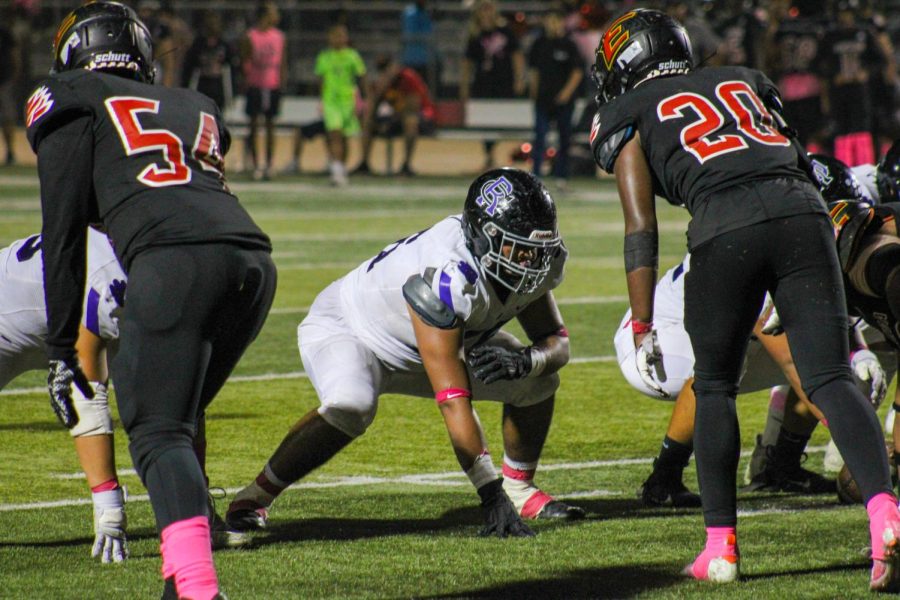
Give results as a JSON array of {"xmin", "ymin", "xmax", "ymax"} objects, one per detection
[{"xmin": 590, "ymin": 66, "xmax": 825, "ymax": 249}]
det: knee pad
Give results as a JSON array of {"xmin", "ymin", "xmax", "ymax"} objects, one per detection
[
  {"xmin": 69, "ymin": 382, "xmax": 114, "ymax": 438},
  {"xmin": 318, "ymin": 394, "xmax": 377, "ymax": 438}
]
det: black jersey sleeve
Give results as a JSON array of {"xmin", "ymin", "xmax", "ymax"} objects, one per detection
[
  {"xmin": 589, "ymin": 101, "xmax": 637, "ymax": 174},
  {"xmin": 25, "ymin": 76, "xmax": 92, "ymax": 152},
  {"xmin": 38, "ymin": 114, "xmax": 95, "ymax": 361}
]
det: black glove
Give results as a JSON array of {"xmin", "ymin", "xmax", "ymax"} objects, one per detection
[
  {"xmin": 468, "ymin": 345, "xmax": 532, "ymax": 384},
  {"xmin": 48, "ymin": 358, "xmax": 93, "ymax": 429},
  {"xmin": 476, "ymin": 479, "xmax": 535, "ymax": 538}
]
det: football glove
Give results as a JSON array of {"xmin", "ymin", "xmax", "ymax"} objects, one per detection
[
  {"xmin": 760, "ymin": 295, "xmax": 784, "ymax": 336},
  {"xmin": 635, "ymin": 330, "xmax": 669, "ymax": 399},
  {"xmin": 468, "ymin": 345, "xmax": 531, "ymax": 384},
  {"xmin": 48, "ymin": 358, "xmax": 94, "ymax": 429},
  {"xmin": 850, "ymin": 349, "xmax": 887, "ymax": 408},
  {"xmin": 91, "ymin": 487, "xmax": 128, "ymax": 564},
  {"xmin": 476, "ymin": 479, "xmax": 535, "ymax": 538}
]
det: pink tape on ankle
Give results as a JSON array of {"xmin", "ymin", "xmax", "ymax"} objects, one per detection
[
  {"xmin": 520, "ymin": 490, "xmax": 553, "ymax": 519},
  {"xmin": 90, "ymin": 478, "xmax": 119, "ymax": 493},
  {"xmin": 706, "ymin": 526, "xmax": 737, "ymax": 549},
  {"xmin": 160, "ymin": 516, "xmax": 219, "ymax": 600},
  {"xmin": 501, "ymin": 463, "xmax": 536, "ymax": 482}
]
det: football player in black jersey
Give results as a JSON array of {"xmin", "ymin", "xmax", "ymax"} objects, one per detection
[
  {"xmin": 28, "ymin": 4, "xmax": 276, "ymax": 599},
  {"xmin": 590, "ymin": 9, "xmax": 900, "ymax": 591}
]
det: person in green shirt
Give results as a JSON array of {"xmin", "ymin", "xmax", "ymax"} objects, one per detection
[{"xmin": 315, "ymin": 24, "xmax": 367, "ymax": 186}]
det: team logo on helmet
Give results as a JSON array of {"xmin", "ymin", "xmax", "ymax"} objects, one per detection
[
  {"xmin": 601, "ymin": 11, "xmax": 637, "ymax": 70},
  {"xmin": 25, "ymin": 86, "xmax": 54, "ymax": 128},
  {"xmin": 811, "ymin": 159, "xmax": 834, "ymax": 189},
  {"xmin": 53, "ymin": 12, "xmax": 78, "ymax": 55},
  {"xmin": 475, "ymin": 175, "xmax": 514, "ymax": 217}
]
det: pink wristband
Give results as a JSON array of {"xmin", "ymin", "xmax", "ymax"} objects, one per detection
[
  {"xmin": 631, "ymin": 319, "xmax": 653, "ymax": 335},
  {"xmin": 435, "ymin": 388, "xmax": 472, "ymax": 404}
]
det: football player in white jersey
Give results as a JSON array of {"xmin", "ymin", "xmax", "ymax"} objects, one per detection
[
  {"xmin": 0, "ymin": 227, "xmax": 128, "ymax": 562},
  {"xmin": 226, "ymin": 169, "xmax": 583, "ymax": 536}
]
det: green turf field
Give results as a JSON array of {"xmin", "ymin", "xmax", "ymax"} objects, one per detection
[{"xmin": 0, "ymin": 167, "xmax": 890, "ymax": 599}]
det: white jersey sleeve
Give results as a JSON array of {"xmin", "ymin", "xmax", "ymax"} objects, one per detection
[
  {"xmin": 82, "ymin": 229, "xmax": 127, "ymax": 341},
  {"xmin": 425, "ymin": 259, "xmax": 480, "ymax": 323}
]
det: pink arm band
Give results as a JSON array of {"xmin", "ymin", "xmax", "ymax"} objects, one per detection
[{"xmin": 435, "ymin": 388, "xmax": 472, "ymax": 404}]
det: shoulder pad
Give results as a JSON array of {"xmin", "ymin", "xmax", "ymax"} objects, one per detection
[
  {"xmin": 25, "ymin": 75, "xmax": 90, "ymax": 150},
  {"xmin": 403, "ymin": 273, "xmax": 459, "ymax": 329},
  {"xmin": 590, "ymin": 112, "xmax": 635, "ymax": 173}
]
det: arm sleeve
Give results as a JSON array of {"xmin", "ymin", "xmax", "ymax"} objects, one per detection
[{"xmin": 38, "ymin": 114, "xmax": 95, "ymax": 360}]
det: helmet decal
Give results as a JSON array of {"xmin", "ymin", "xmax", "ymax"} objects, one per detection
[
  {"xmin": 475, "ymin": 175, "xmax": 515, "ymax": 217},
  {"xmin": 601, "ymin": 11, "xmax": 637, "ymax": 70},
  {"xmin": 53, "ymin": 12, "xmax": 79, "ymax": 55}
]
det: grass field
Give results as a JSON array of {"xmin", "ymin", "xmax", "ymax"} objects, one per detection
[{"xmin": 0, "ymin": 166, "xmax": 892, "ymax": 599}]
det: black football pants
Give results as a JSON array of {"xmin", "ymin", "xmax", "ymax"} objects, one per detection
[
  {"xmin": 110, "ymin": 243, "xmax": 276, "ymax": 531},
  {"xmin": 684, "ymin": 213, "xmax": 892, "ymax": 528}
]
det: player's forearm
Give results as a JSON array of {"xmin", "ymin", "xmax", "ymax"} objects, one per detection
[
  {"xmin": 38, "ymin": 117, "xmax": 94, "ymax": 358},
  {"xmin": 439, "ymin": 396, "xmax": 489, "ymax": 472},
  {"xmin": 76, "ymin": 325, "xmax": 108, "ymax": 383}
]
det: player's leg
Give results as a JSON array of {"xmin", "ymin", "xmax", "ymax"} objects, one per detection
[
  {"xmin": 614, "ymin": 315, "xmax": 701, "ymax": 508},
  {"xmin": 769, "ymin": 214, "xmax": 900, "ymax": 590},
  {"xmin": 245, "ymin": 88, "xmax": 261, "ymax": 175},
  {"xmin": 111, "ymin": 244, "xmax": 249, "ymax": 599},
  {"xmin": 684, "ymin": 224, "xmax": 771, "ymax": 582},
  {"xmin": 552, "ymin": 103, "xmax": 574, "ymax": 183},
  {"xmin": 226, "ymin": 281, "xmax": 379, "ymax": 529}
]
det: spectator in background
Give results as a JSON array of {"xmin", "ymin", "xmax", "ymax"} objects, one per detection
[
  {"xmin": 460, "ymin": 0, "xmax": 525, "ymax": 170},
  {"xmin": 664, "ymin": 0, "xmax": 723, "ymax": 66},
  {"xmin": 819, "ymin": 1, "xmax": 886, "ymax": 166},
  {"xmin": 528, "ymin": 10, "xmax": 582, "ymax": 188},
  {"xmin": 316, "ymin": 24, "xmax": 367, "ymax": 186},
  {"xmin": 0, "ymin": 11, "xmax": 20, "ymax": 166},
  {"xmin": 242, "ymin": 1, "xmax": 287, "ymax": 181},
  {"xmin": 182, "ymin": 11, "xmax": 236, "ymax": 112},
  {"xmin": 355, "ymin": 56, "xmax": 436, "ymax": 177},
  {"xmin": 765, "ymin": 0, "xmax": 827, "ymax": 153},
  {"xmin": 138, "ymin": 1, "xmax": 176, "ymax": 87},
  {"xmin": 157, "ymin": 1, "xmax": 193, "ymax": 87},
  {"xmin": 402, "ymin": 1, "xmax": 437, "ymax": 92},
  {"xmin": 715, "ymin": 0, "xmax": 767, "ymax": 69},
  {"xmin": 863, "ymin": 6, "xmax": 899, "ymax": 158}
]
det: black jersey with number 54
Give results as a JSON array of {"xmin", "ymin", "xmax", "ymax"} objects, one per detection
[
  {"xmin": 590, "ymin": 66, "xmax": 825, "ymax": 249},
  {"xmin": 26, "ymin": 69, "xmax": 271, "ymax": 268}
]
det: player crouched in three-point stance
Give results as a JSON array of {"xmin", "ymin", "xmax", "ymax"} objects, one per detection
[
  {"xmin": 28, "ymin": 3, "xmax": 276, "ymax": 598},
  {"xmin": 0, "ymin": 229, "xmax": 128, "ymax": 562},
  {"xmin": 591, "ymin": 8, "xmax": 900, "ymax": 590},
  {"xmin": 227, "ymin": 168, "xmax": 583, "ymax": 537}
]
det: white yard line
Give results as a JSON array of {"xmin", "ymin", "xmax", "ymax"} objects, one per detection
[{"xmin": 2, "ymin": 446, "xmax": 829, "ymax": 513}]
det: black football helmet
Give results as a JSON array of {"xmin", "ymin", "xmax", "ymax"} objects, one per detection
[
  {"xmin": 463, "ymin": 169, "xmax": 562, "ymax": 295},
  {"xmin": 877, "ymin": 140, "xmax": 900, "ymax": 203},
  {"xmin": 808, "ymin": 154, "xmax": 870, "ymax": 203},
  {"xmin": 827, "ymin": 199, "xmax": 875, "ymax": 270},
  {"xmin": 52, "ymin": 1, "xmax": 155, "ymax": 84},
  {"xmin": 591, "ymin": 9, "xmax": 693, "ymax": 105}
]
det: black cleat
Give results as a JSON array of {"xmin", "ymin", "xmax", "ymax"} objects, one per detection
[
  {"xmin": 535, "ymin": 500, "xmax": 586, "ymax": 520},
  {"xmin": 740, "ymin": 445, "xmax": 835, "ymax": 495},
  {"xmin": 208, "ymin": 488, "xmax": 252, "ymax": 549},
  {"xmin": 225, "ymin": 500, "xmax": 269, "ymax": 532},
  {"xmin": 639, "ymin": 461, "xmax": 702, "ymax": 508}
]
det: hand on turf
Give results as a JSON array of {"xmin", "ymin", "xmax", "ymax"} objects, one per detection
[
  {"xmin": 476, "ymin": 479, "xmax": 535, "ymax": 538},
  {"xmin": 91, "ymin": 487, "xmax": 128, "ymax": 564},
  {"xmin": 48, "ymin": 358, "xmax": 93, "ymax": 429},
  {"xmin": 635, "ymin": 330, "xmax": 669, "ymax": 399},
  {"xmin": 851, "ymin": 349, "xmax": 887, "ymax": 408},
  {"xmin": 468, "ymin": 345, "xmax": 531, "ymax": 384}
]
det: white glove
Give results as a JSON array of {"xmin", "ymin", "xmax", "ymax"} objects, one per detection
[
  {"xmin": 760, "ymin": 294, "xmax": 784, "ymax": 336},
  {"xmin": 636, "ymin": 330, "xmax": 669, "ymax": 398},
  {"xmin": 850, "ymin": 349, "xmax": 887, "ymax": 408},
  {"xmin": 91, "ymin": 487, "xmax": 128, "ymax": 563}
]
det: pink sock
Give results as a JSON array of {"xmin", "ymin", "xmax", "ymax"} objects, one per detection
[
  {"xmin": 90, "ymin": 478, "xmax": 119, "ymax": 493},
  {"xmin": 867, "ymin": 492, "xmax": 900, "ymax": 561},
  {"xmin": 691, "ymin": 527, "xmax": 738, "ymax": 578},
  {"xmin": 160, "ymin": 516, "xmax": 219, "ymax": 600}
]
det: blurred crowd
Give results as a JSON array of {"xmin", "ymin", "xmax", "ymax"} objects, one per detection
[{"xmin": 0, "ymin": 0, "xmax": 898, "ymax": 180}]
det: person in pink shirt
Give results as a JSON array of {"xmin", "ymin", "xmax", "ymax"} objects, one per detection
[{"xmin": 241, "ymin": 1, "xmax": 287, "ymax": 180}]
